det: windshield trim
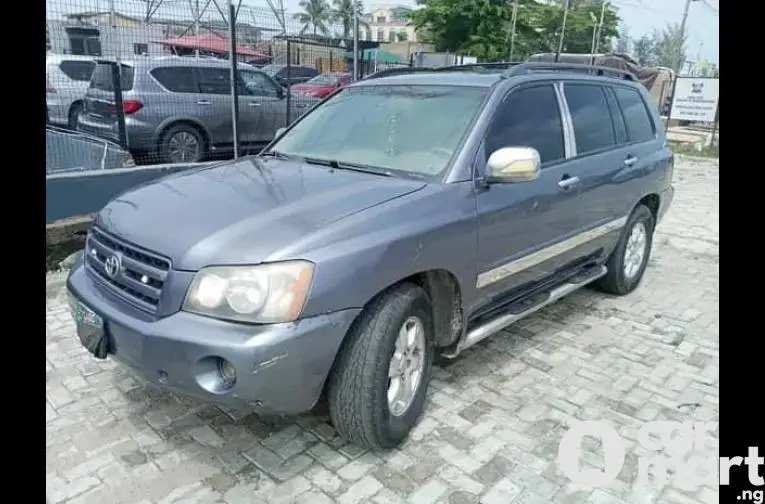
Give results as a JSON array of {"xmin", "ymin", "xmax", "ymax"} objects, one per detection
[{"xmin": 263, "ymin": 83, "xmax": 491, "ymax": 183}]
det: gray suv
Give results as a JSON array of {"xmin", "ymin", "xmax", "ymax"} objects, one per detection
[
  {"xmin": 67, "ymin": 63, "xmax": 674, "ymax": 450},
  {"xmin": 78, "ymin": 57, "xmax": 318, "ymax": 163}
]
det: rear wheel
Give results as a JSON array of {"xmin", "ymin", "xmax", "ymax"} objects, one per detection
[
  {"xmin": 327, "ymin": 283, "xmax": 434, "ymax": 449},
  {"xmin": 68, "ymin": 102, "xmax": 83, "ymax": 130},
  {"xmin": 159, "ymin": 124, "xmax": 205, "ymax": 164},
  {"xmin": 596, "ymin": 204, "xmax": 655, "ymax": 295}
]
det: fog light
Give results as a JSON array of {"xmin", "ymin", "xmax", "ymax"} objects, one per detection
[{"xmin": 218, "ymin": 358, "xmax": 236, "ymax": 385}]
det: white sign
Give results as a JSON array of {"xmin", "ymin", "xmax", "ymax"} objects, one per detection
[{"xmin": 670, "ymin": 77, "xmax": 719, "ymax": 122}]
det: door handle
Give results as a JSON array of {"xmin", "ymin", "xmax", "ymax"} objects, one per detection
[
  {"xmin": 624, "ymin": 155, "xmax": 638, "ymax": 167},
  {"xmin": 197, "ymin": 100, "xmax": 211, "ymax": 105},
  {"xmin": 557, "ymin": 175, "xmax": 580, "ymax": 190},
  {"xmin": 249, "ymin": 102, "xmax": 261, "ymax": 107}
]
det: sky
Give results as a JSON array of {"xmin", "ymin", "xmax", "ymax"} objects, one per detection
[{"xmin": 48, "ymin": 0, "xmax": 719, "ymax": 64}]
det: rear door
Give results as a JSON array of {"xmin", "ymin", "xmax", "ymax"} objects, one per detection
[
  {"xmin": 239, "ymin": 70, "xmax": 286, "ymax": 143},
  {"xmin": 81, "ymin": 62, "xmax": 134, "ymax": 139},
  {"xmin": 194, "ymin": 67, "xmax": 235, "ymax": 147},
  {"xmin": 559, "ymin": 81, "xmax": 623, "ymax": 234}
]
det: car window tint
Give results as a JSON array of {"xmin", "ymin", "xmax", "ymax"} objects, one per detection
[
  {"xmin": 613, "ymin": 86, "xmax": 656, "ymax": 143},
  {"xmin": 604, "ymin": 87, "xmax": 629, "ymax": 144},
  {"xmin": 485, "ymin": 84, "xmax": 565, "ymax": 165},
  {"xmin": 90, "ymin": 63, "xmax": 134, "ymax": 91},
  {"xmin": 59, "ymin": 60, "xmax": 95, "ymax": 81},
  {"xmin": 151, "ymin": 67, "xmax": 198, "ymax": 93},
  {"xmin": 196, "ymin": 68, "xmax": 231, "ymax": 94},
  {"xmin": 240, "ymin": 71, "xmax": 281, "ymax": 97},
  {"xmin": 563, "ymin": 83, "xmax": 616, "ymax": 154}
]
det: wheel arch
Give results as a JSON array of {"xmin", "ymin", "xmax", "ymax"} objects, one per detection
[{"xmin": 154, "ymin": 117, "xmax": 212, "ymax": 154}]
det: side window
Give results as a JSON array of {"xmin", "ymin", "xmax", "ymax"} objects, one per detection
[
  {"xmin": 196, "ymin": 68, "xmax": 231, "ymax": 94},
  {"xmin": 485, "ymin": 84, "xmax": 565, "ymax": 165},
  {"xmin": 59, "ymin": 60, "xmax": 95, "ymax": 81},
  {"xmin": 613, "ymin": 86, "xmax": 656, "ymax": 143},
  {"xmin": 563, "ymin": 83, "xmax": 616, "ymax": 154},
  {"xmin": 239, "ymin": 71, "xmax": 281, "ymax": 97},
  {"xmin": 604, "ymin": 87, "xmax": 628, "ymax": 144},
  {"xmin": 150, "ymin": 67, "xmax": 198, "ymax": 93}
]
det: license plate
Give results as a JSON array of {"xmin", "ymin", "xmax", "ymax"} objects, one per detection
[{"xmin": 67, "ymin": 291, "xmax": 109, "ymax": 359}]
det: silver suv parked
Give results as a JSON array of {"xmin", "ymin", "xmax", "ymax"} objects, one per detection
[{"xmin": 78, "ymin": 57, "xmax": 318, "ymax": 163}]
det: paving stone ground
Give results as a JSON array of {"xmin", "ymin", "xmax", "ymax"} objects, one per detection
[{"xmin": 46, "ymin": 157, "xmax": 719, "ymax": 504}]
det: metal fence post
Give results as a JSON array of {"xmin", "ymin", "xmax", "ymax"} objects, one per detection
[
  {"xmin": 286, "ymin": 39, "xmax": 292, "ymax": 126},
  {"xmin": 228, "ymin": 0, "xmax": 240, "ymax": 159},
  {"xmin": 110, "ymin": 61, "xmax": 128, "ymax": 150}
]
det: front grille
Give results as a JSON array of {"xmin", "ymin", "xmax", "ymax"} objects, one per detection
[{"xmin": 84, "ymin": 227, "xmax": 171, "ymax": 313}]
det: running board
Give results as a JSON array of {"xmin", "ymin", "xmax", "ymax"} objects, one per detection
[{"xmin": 443, "ymin": 266, "xmax": 607, "ymax": 358}]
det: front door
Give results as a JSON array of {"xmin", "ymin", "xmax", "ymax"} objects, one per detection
[
  {"xmin": 474, "ymin": 83, "xmax": 584, "ymax": 308},
  {"xmin": 239, "ymin": 70, "xmax": 285, "ymax": 143}
]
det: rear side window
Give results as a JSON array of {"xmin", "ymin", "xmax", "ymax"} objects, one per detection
[
  {"xmin": 90, "ymin": 63, "xmax": 134, "ymax": 91},
  {"xmin": 59, "ymin": 60, "xmax": 95, "ymax": 81},
  {"xmin": 613, "ymin": 86, "xmax": 655, "ymax": 143},
  {"xmin": 604, "ymin": 87, "xmax": 628, "ymax": 144},
  {"xmin": 151, "ymin": 66, "xmax": 198, "ymax": 93},
  {"xmin": 196, "ymin": 68, "xmax": 230, "ymax": 94},
  {"xmin": 485, "ymin": 84, "xmax": 565, "ymax": 165},
  {"xmin": 563, "ymin": 83, "xmax": 615, "ymax": 154}
]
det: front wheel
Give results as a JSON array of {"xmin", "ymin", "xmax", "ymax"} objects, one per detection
[
  {"xmin": 327, "ymin": 283, "xmax": 434, "ymax": 450},
  {"xmin": 596, "ymin": 204, "xmax": 655, "ymax": 295}
]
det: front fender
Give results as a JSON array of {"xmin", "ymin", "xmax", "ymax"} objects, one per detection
[{"xmin": 272, "ymin": 182, "xmax": 482, "ymax": 319}]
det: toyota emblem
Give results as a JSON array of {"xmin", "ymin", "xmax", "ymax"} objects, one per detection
[{"xmin": 104, "ymin": 254, "xmax": 122, "ymax": 279}]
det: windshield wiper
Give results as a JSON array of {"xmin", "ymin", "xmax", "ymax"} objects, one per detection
[
  {"xmin": 303, "ymin": 157, "xmax": 393, "ymax": 177},
  {"xmin": 260, "ymin": 150, "xmax": 296, "ymax": 160}
]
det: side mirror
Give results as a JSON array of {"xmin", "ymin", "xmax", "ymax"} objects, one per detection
[
  {"xmin": 274, "ymin": 127, "xmax": 286, "ymax": 139},
  {"xmin": 486, "ymin": 147, "xmax": 541, "ymax": 183}
]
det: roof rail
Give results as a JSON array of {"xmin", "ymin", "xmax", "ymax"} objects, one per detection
[
  {"xmin": 363, "ymin": 67, "xmax": 440, "ymax": 80},
  {"xmin": 503, "ymin": 62, "xmax": 636, "ymax": 80},
  {"xmin": 434, "ymin": 62, "xmax": 521, "ymax": 73}
]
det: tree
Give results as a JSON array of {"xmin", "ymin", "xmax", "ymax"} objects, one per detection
[
  {"xmin": 293, "ymin": 0, "xmax": 331, "ymax": 36},
  {"xmin": 407, "ymin": 0, "xmax": 620, "ymax": 60},
  {"xmin": 650, "ymin": 23, "xmax": 686, "ymax": 71},
  {"xmin": 631, "ymin": 35, "xmax": 654, "ymax": 66},
  {"xmin": 331, "ymin": 0, "xmax": 368, "ymax": 39}
]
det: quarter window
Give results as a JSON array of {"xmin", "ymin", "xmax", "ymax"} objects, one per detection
[
  {"xmin": 563, "ymin": 84, "xmax": 616, "ymax": 154},
  {"xmin": 485, "ymin": 84, "xmax": 565, "ymax": 165},
  {"xmin": 59, "ymin": 60, "xmax": 95, "ymax": 81},
  {"xmin": 613, "ymin": 86, "xmax": 656, "ymax": 143}
]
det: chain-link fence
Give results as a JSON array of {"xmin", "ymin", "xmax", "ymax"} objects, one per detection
[{"xmin": 46, "ymin": 0, "xmax": 413, "ymax": 167}]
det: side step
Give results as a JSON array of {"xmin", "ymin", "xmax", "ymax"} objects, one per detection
[{"xmin": 442, "ymin": 265, "xmax": 607, "ymax": 358}]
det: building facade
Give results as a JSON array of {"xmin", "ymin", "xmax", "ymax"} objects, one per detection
[{"xmin": 361, "ymin": 5, "xmax": 418, "ymax": 43}]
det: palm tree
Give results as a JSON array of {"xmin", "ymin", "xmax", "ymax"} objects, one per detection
[
  {"xmin": 293, "ymin": 0, "xmax": 331, "ymax": 36},
  {"xmin": 331, "ymin": 0, "xmax": 368, "ymax": 40}
]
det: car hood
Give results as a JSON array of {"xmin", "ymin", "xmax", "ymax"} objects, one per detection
[{"xmin": 94, "ymin": 157, "xmax": 427, "ymax": 270}]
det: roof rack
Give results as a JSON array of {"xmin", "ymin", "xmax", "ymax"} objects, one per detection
[
  {"xmin": 502, "ymin": 62, "xmax": 636, "ymax": 80},
  {"xmin": 434, "ymin": 62, "xmax": 521, "ymax": 73},
  {"xmin": 363, "ymin": 67, "xmax": 440, "ymax": 80}
]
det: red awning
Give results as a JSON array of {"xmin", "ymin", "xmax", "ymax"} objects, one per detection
[{"xmin": 155, "ymin": 32, "xmax": 266, "ymax": 58}]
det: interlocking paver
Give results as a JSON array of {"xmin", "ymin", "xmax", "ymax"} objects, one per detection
[{"xmin": 46, "ymin": 157, "xmax": 719, "ymax": 503}]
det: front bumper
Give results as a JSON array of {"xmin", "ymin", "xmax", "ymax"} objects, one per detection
[{"xmin": 66, "ymin": 263, "xmax": 360, "ymax": 414}]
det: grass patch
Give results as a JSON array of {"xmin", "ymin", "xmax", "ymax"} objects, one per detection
[{"xmin": 671, "ymin": 142, "xmax": 719, "ymax": 158}]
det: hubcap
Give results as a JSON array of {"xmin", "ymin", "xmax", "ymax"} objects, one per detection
[
  {"xmin": 623, "ymin": 221, "xmax": 647, "ymax": 279},
  {"xmin": 387, "ymin": 316, "xmax": 426, "ymax": 417},
  {"xmin": 168, "ymin": 132, "xmax": 200, "ymax": 162}
]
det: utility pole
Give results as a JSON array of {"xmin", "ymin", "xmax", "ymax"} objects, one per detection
[
  {"xmin": 593, "ymin": 1, "xmax": 607, "ymax": 55},
  {"xmin": 554, "ymin": 0, "xmax": 570, "ymax": 62},
  {"xmin": 508, "ymin": 0, "xmax": 520, "ymax": 61},
  {"xmin": 352, "ymin": 2, "xmax": 360, "ymax": 81},
  {"xmin": 675, "ymin": 0, "xmax": 698, "ymax": 72},
  {"xmin": 194, "ymin": 0, "xmax": 200, "ymax": 58}
]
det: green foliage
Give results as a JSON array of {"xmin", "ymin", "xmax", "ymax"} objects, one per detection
[
  {"xmin": 293, "ymin": 0, "xmax": 332, "ymax": 36},
  {"xmin": 408, "ymin": 0, "xmax": 620, "ymax": 60},
  {"xmin": 331, "ymin": 0, "xmax": 368, "ymax": 39}
]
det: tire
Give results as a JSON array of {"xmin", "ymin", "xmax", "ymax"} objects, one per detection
[
  {"xmin": 159, "ymin": 124, "xmax": 205, "ymax": 164},
  {"xmin": 596, "ymin": 204, "xmax": 655, "ymax": 295},
  {"xmin": 327, "ymin": 283, "xmax": 434, "ymax": 450},
  {"xmin": 68, "ymin": 102, "xmax": 83, "ymax": 130}
]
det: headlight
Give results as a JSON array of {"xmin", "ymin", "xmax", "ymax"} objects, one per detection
[{"xmin": 182, "ymin": 260, "xmax": 314, "ymax": 324}]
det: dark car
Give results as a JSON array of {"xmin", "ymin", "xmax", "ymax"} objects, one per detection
[
  {"xmin": 67, "ymin": 63, "xmax": 674, "ymax": 450},
  {"xmin": 261, "ymin": 64, "xmax": 319, "ymax": 87}
]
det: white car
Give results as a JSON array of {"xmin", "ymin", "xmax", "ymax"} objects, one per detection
[{"xmin": 46, "ymin": 54, "xmax": 96, "ymax": 129}]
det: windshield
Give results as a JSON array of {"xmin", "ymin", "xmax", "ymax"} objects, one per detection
[
  {"xmin": 261, "ymin": 64, "xmax": 283, "ymax": 76},
  {"xmin": 306, "ymin": 73, "xmax": 342, "ymax": 85},
  {"xmin": 270, "ymin": 85, "xmax": 487, "ymax": 179}
]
